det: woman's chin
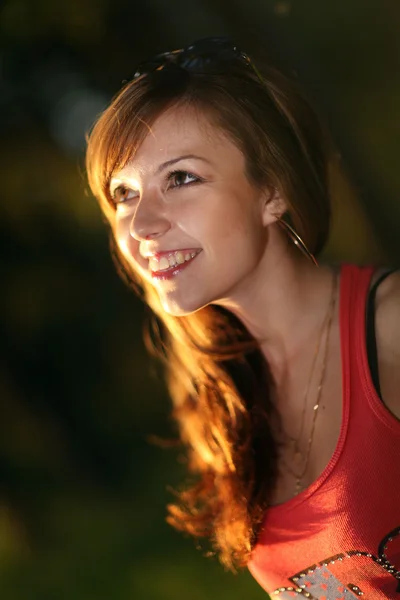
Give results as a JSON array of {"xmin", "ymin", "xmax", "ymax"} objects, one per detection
[{"xmin": 159, "ymin": 294, "xmax": 208, "ymax": 317}]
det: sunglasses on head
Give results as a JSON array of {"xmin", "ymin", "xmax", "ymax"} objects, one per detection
[{"xmin": 132, "ymin": 36, "xmax": 263, "ymax": 81}]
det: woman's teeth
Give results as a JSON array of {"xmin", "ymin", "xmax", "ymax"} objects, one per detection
[{"xmin": 149, "ymin": 251, "xmax": 197, "ymax": 272}]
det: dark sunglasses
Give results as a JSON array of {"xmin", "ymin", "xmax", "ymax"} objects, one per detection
[{"xmin": 132, "ymin": 36, "xmax": 263, "ymax": 81}]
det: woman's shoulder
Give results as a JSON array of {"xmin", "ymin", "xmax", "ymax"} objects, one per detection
[
  {"xmin": 373, "ymin": 268, "xmax": 400, "ymax": 419},
  {"xmin": 374, "ymin": 267, "xmax": 400, "ymax": 323}
]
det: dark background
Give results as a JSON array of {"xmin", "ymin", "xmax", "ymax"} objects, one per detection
[{"xmin": 1, "ymin": 1, "xmax": 399, "ymax": 598}]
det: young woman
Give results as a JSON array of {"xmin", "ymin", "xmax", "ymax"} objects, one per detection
[{"xmin": 86, "ymin": 38, "xmax": 400, "ymax": 598}]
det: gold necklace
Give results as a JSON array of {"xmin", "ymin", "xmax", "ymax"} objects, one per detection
[
  {"xmin": 286, "ymin": 305, "xmax": 328, "ymax": 467},
  {"xmin": 280, "ymin": 271, "xmax": 338, "ymax": 494}
]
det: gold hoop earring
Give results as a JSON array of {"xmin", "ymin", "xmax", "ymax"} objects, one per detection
[{"xmin": 277, "ymin": 218, "xmax": 319, "ymax": 267}]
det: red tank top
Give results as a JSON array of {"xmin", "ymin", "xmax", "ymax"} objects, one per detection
[{"xmin": 248, "ymin": 264, "xmax": 400, "ymax": 598}]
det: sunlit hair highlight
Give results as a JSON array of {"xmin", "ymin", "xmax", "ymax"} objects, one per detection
[{"xmin": 86, "ymin": 60, "xmax": 332, "ymax": 569}]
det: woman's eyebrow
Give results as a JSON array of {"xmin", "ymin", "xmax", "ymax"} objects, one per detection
[{"xmin": 155, "ymin": 154, "xmax": 212, "ymax": 174}]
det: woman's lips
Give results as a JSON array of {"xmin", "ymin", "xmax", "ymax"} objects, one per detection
[
  {"xmin": 150, "ymin": 249, "xmax": 201, "ymax": 280},
  {"xmin": 148, "ymin": 249, "xmax": 199, "ymax": 272}
]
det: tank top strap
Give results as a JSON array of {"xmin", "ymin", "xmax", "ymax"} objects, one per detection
[{"xmin": 339, "ymin": 263, "xmax": 376, "ymax": 414}]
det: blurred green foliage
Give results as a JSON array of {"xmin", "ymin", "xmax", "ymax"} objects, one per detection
[{"xmin": 1, "ymin": 0, "xmax": 399, "ymax": 598}]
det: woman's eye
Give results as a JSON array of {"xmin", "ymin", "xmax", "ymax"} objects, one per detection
[
  {"xmin": 111, "ymin": 185, "xmax": 138, "ymax": 205},
  {"xmin": 166, "ymin": 170, "xmax": 201, "ymax": 189}
]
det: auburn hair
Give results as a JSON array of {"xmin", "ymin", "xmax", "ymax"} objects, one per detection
[{"xmin": 86, "ymin": 59, "xmax": 331, "ymax": 569}]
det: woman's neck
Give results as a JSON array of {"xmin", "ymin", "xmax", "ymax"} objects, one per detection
[{"xmin": 213, "ymin": 227, "xmax": 336, "ymax": 380}]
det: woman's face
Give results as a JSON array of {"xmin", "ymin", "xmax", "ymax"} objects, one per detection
[{"xmin": 110, "ymin": 104, "xmax": 271, "ymax": 316}]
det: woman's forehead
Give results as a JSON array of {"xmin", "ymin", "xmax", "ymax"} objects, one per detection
[
  {"xmin": 137, "ymin": 104, "xmax": 224, "ymax": 150},
  {"xmin": 112, "ymin": 104, "xmax": 238, "ymax": 178}
]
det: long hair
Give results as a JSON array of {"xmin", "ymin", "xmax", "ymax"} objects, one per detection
[{"xmin": 86, "ymin": 59, "xmax": 332, "ymax": 569}]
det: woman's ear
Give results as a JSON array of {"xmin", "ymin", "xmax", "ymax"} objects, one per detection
[{"xmin": 261, "ymin": 186, "xmax": 287, "ymax": 226}]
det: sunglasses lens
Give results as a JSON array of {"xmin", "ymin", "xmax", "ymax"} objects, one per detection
[{"xmin": 132, "ymin": 37, "xmax": 245, "ymax": 79}]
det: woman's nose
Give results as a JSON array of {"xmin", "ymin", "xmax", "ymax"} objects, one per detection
[{"xmin": 129, "ymin": 193, "xmax": 171, "ymax": 241}]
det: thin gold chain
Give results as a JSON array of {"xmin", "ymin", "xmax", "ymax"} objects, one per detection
[
  {"xmin": 285, "ymin": 302, "xmax": 328, "ymax": 464},
  {"xmin": 279, "ymin": 271, "xmax": 338, "ymax": 494},
  {"xmin": 294, "ymin": 271, "xmax": 337, "ymax": 493}
]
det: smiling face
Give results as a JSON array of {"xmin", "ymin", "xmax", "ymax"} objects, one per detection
[{"xmin": 110, "ymin": 104, "xmax": 277, "ymax": 316}]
